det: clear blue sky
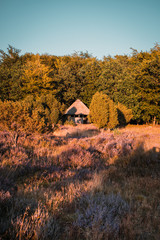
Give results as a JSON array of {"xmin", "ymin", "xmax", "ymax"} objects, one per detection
[{"xmin": 0, "ymin": 0, "xmax": 160, "ymax": 59}]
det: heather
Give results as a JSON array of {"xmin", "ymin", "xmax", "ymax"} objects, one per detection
[{"xmin": 0, "ymin": 124, "xmax": 160, "ymax": 239}]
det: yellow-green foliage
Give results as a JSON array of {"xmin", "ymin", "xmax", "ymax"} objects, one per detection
[
  {"xmin": 22, "ymin": 54, "xmax": 52, "ymax": 95},
  {"xmin": 89, "ymin": 92, "xmax": 109, "ymax": 128},
  {"xmin": 0, "ymin": 94, "xmax": 61, "ymax": 133},
  {"xmin": 108, "ymin": 99, "xmax": 119, "ymax": 129},
  {"xmin": 0, "ymin": 100, "xmax": 24, "ymax": 130},
  {"xmin": 89, "ymin": 92, "xmax": 118, "ymax": 129},
  {"xmin": 117, "ymin": 102, "xmax": 133, "ymax": 125}
]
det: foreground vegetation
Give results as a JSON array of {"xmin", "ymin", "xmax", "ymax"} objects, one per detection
[{"xmin": 0, "ymin": 125, "xmax": 160, "ymax": 239}]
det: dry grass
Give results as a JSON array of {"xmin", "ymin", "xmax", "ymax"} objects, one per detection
[
  {"xmin": 53, "ymin": 124, "xmax": 100, "ymax": 138},
  {"xmin": 119, "ymin": 124, "xmax": 160, "ymax": 151},
  {"xmin": 0, "ymin": 125, "xmax": 160, "ymax": 239}
]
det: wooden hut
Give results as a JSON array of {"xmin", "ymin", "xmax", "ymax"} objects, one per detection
[{"xmin": 65, "ymin": 99, "xmax": 90, "ymax": 124}]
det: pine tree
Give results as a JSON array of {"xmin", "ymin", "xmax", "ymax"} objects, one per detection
[
  {"xmin": 108, "ymin": 99, "xmax": 119, "ymax": 129},
  {"xmin": 117, "ymin": 102, "xmax": 133, "ymax": 125}
]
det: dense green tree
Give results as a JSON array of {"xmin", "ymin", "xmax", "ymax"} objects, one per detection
[
  {"xmin": 117, "ymin": 102, "xmax": 133, "ymax": 126},
  {"xmin": 53, "ymin": 55, "xmax": 86, "ymax": 105},
  {"xmin": 22, "ymin": 54, "xmax": 53, "ymax": 96},
  {"xmin": 134, "ymin": 51, "xmax": 160, "ymax": 123},
  {"xmin": 108, "ymin": 99, "xmax": 119, "ymax": 129},
  {"xmin": 89, "ymin": 92, "xmax": 118, "ymax": 128},
  {"xmin": 89, "ymin": 92, "xmax": 109, "ymax": 128},
  {"xmin": 78, "ymin": 57, "xmax": 102, "ymax": 106},
  {"xmin": 0, "ymin": 45, "xmax": 24, "ymax": 101},
  {"xmin": 0, "ymin": 94, "xmax": 61, "ymax": 133}
]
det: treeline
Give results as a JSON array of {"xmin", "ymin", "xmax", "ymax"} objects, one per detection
[{"xmin": 0, "ymin": 44, "xmax": 160, "ymax": 128}]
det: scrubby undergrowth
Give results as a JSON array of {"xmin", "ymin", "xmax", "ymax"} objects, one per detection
[{"xmin": 0, "ymin": 125, "xmax": 160, "ymax": 239}]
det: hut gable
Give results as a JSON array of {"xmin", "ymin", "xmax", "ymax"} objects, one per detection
[
  {"xmin": 65, "ymin": 99, "xmax": 89, "ymax": 124},
  {"xmin": 65, "ymin": 99, "xmax": 89, "ymax": 115}
]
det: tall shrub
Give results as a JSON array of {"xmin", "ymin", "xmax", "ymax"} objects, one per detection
[
  {"xmin": 108, "ymin": 99, "xmax": 119, "ymax": 129},
  {"xmin": 0, "ymin": 94, "xmax": 61, "ymax": 133},
  {"xmin": 22, "ymin": 94, "xmax": 61, "ymax": 132},
  {"xmin": 117, "ymin": 102, "xmax": 133, "ymax": 126},
  {"xmin": 89, "ymin": 92, "xmax": 118, "ymax": 128}
]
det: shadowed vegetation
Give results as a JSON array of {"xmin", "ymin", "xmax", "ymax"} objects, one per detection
[{"xmin": 0, "ymin": 125, "xmax": 160, "ymax": 239}]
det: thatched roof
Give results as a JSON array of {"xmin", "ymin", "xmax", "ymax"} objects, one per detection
[{"xmin": 65, "ymin": 99, "xmax": 90, "ymax": 115}]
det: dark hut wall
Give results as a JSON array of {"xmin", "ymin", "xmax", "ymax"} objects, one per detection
[
  {"xmin": 66, "ymin": 114, "xmax": 88, "ymax": 124},
  {"xmin": 64, "ymin": 99, "xmax": 90, "ymax": 124}
]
